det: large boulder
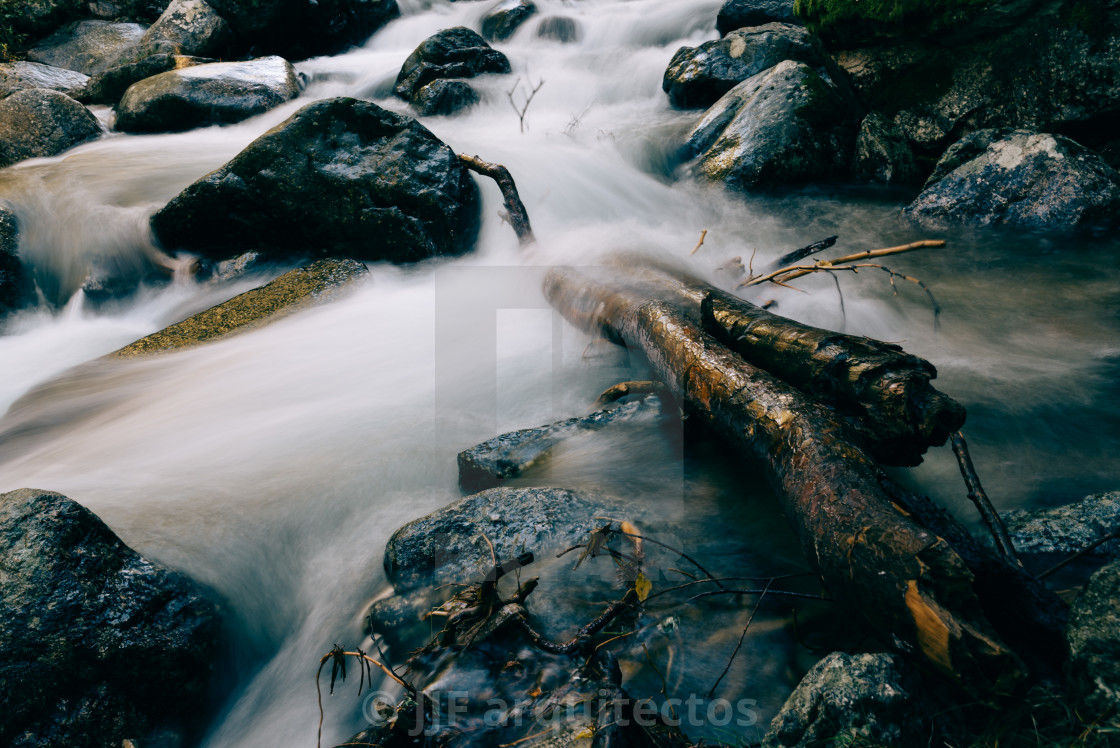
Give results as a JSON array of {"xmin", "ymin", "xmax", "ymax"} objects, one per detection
[
  {"xmin": 81, "ymin": 52, "xmax": 210, "ymax": 105},
  {"xmin": 905, "ymin": 129, "xmax": 1120, "ymax": 229},
  {"xmin": 1004, "ymin": 491, "xmax": 1120, "ymax": 570},
  {"xmin": 394, "ymin": 26, "xmax": 510, "ymax": 101},
  {"xmin": 663, "ymin": 23, "xmax": 826, "ymax": 109},
  {"xmin": 204, "ymin": 0, "xmax": 399, "ymax": 59},
  {"xmin": 11, "ymin": 0, "xmax": 85, "ymax": 36},
  {"xmin": 139, "ymin": 0, "xmax": 233, "ymax": 57},
  {"xmin": 0, "ymin": 207, "xmax": 28, "ymax": 315},
  {"xmin": 0, "ymin": 88, "xmax": 102, "ymax": 168},
  {"xmin": 0, "ymin": 488, "xmax": 221, "ymax": 747},
  {"xmin": 0, "ymin": 61, "xmax": 89, "ymax": 100},
  {"xmin": 481, "ymin": 0, "xmax": 537, "ymax": 42},
  {"xmin": 150, "ymin": 97, "xmax": 481, "ymax": 263},
  {"xmin": 1067, "ymin": 560, "xmax": 1120, "ymax": 722},
  {"xmin": 114, "ymin": 56, "xmax": 299, "ymax": 132},
  {"xmin": 763, "ymin": 652, "xmax": 932, "ymax": 747},
  {"xmin": 685, "ymin": 60, "xmax": 857, "ymax": 190},
  {"xmin": 716, "ymin": 0, "xmax": 797, "ymax": 36},
  {"xmin": 27, "ymin": 20, "xmax": 147, "ymax": 76}
]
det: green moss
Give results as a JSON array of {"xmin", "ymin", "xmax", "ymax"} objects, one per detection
[
  {"xmin": 0, "ymin": 0, "xmax": 27, "ymax": 61},
  {"xmin": 794, "ymin": 0, "xmax": 996, "ymax": 38}
]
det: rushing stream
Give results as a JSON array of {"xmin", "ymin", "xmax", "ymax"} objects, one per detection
[{"xmin": 2, "ymin": 0, "xmax": 1119, "ymax": 745}]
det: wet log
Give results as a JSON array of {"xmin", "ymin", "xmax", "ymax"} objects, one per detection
[
  {"xmin": 544, "ymin": 266, "xmax": 1027, "ymax": 697},
  {"xmin": 603, "ymin": 258, "xmax": 965, "ymax": 466}
]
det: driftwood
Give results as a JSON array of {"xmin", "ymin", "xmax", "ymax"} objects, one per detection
[
  {"xmin": 458, "ymin": 154, "xmax": 535, "ymax": 245},
  {"xmin": 544, "ymin": 266, "xmax": 1033, "ymax": 697}
]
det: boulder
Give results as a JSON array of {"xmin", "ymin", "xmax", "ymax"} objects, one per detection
[
  {"xmin": 852, "ymin": 111, "xmax": 920, "ymax": 184},
  {"xmin": 411, "ymin": 78, "xmax": 479, "ymax": 116},
  {"xmin": 394, "ymin": 26, "xmax": 510, "ymax": 101},
  {"xmin": 150, "ymin": 97, "xmax": 480, "ymax": 263},
  {"xmin": 385, "ymin": 486, "xmax": 620, "ymax": 592},
  {"xmin": 204, "ymin": 0, "xmax": 399, "ymax": 59},
  {"xmin": 0, "ymin": 207, "xmax": 28, "ymax": 315},
  {"xmin": 0, "ymin": 61, "xmax": 89, "ymax": 100},
  {"xmin": 27, "ymin": 20, "xmax": 147, "ymax": 76},
  {"xmin": 112, "ymin": 258, "xmax": 368, "ymax": 356},
  {"xmin": 139, "ymin": 0, "xmax": 233, "ymax": 57},
  {"xmin": 536, "ymin": 16, "xmax": 579, "ymax": 43},
  {"xmin": 685, "ymin": 60, "xmax": 857, "ymax": 190},
  {"xmin": 11, "ymin": 0, "xmax": 85, "ymax": 36},
  {"xmin": 114, "ymin": 55, "xmax": 299, "ymax": 132},
  {"xmin": 1004, "ymin": 491, "xmax": 1120, "ymax": 567},
  {"xmin": 716, "ymin": 0, "xmax": 797, "ymax": 36},
  {"xmin": 905, "ymin": 130, "xmax": 1120, "ymax": 229},
  {"xmin": 663, "ymin": 23, "xmax": 826, "ymax": 109},
  {"xmin": 86, "ymin": 0, "xmax": 172, "ymax": 22},
  {"xmin": 481, "ymin": 0, "xmax": 536, "ymax": 42},
  {"xmin": 1067, "ymin": 560, "xmax": 1120, "ymax": 721},
  {"xmin": 81, "ymin": 52, "xmax": 210, "ymax": 105},
  {"xmin": 762, "ymin": 652, "xmax": 932, "ymax": 747},
  {"xmin": 0, "ymin": 88, "xmax": 102, "ymax": 168},
  {"xmin": 0, "ymin": 488, "xmax": 221, "ymax": 747}
]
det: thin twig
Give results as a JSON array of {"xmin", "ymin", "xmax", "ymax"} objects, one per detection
[
  {"xmin": 1038, "ymin": 527, "xmax": 1120, "ymax": 580},
  {"xmin": 768, "ymin": 236, "xmax": 838, "ymax": 270},
  {"xmin": 507, "ymin": 76, "xmax": 544, "ymax": 133},
  {"xmin": 950, "ymin": 431, "xmax": 1019, "ymax": 563},
  {"xmin": 606, "ymin": 528, "xmax": 729, "ymax": 591},
  {"xmin": 685, "ymin": 588, "xmax": 829, "ymax": 603},
  {"xmin": 707, "ymin": 580, "xmax": 772, "ymax": 698},
  {"xmin": 516, "ymin": 590, "xmax": 636, "ymax": 654},
  {"xmin": 741, "ymin": 239, "xmax": 945, "ymax": 288},
  {"xmin": 689, "ymin": 229, "xmax": 708, "ymax": 256}
]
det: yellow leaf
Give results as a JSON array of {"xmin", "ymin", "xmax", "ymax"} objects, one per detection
[{"xmin": 634, "ymin": 572, "xmax": 652, "ymax": 602}]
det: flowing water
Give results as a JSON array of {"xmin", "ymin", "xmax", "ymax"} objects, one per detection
[{"xmin": 1, "ymin": 0, "xmax": 1119, "ymax": 745}]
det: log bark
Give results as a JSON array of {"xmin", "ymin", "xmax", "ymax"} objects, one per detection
[{"xmin": 544, "ymin": 266, "xmax": 1027, "ymax": 697}]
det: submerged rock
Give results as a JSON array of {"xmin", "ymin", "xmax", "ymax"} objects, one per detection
[
  {"xmin": 1068, "ymin": 560, "xmax": 1120, "ymax": 721},
  {"xmin": 27, "ymin": 20, "xmax": 147, "ymax": 76},
  {"xmin": 535, "ymin": 16, "xmax": 579, "ymax": 43},
  {"xmin": 0, "ymin": 88, "xmax": 102, "ymax": 168},
  {"xmin": 685, "ymin": 60, "xmax": 856, "ymax": 190},
  {"xmin": 905, "ymin": 130, "xmax": 1120, "ymax": 229},
  {"xmin": 112, "ymin": 258, "xmax": 368, "ymax": 356},
  {"xmin": 0, "ymin": 207, "xmax": 28, "ymax": 315},
  {"xmin": 481, "ymin": 0, "xmax": 536, "ymax": 42},
  {"xmin": 457, "ymin": 397, "xmax": 664, "ymax": 493},
  {"xmin": 139, "ymin": 0, "xmax": 232, "ymax": 58},
  {"xmin": 663, "ymin": 23, "xmax": 825, "ymax": 109},
  {"xmin": 115, "ymin": 55, "xmax": 299, "ymax": 132},
  {"xmin": 394, "ymin": 27, "xmax": 510, "ymax": 102},
  {"xmin": 150, "ymin": 97, "xmax": 480, "ymax": 262},
  {"xmin": 81, "ymin": 52, "xmax": 211, "ymax": 106},
  {"xmin": 763, "ymin": 652, "xmax": 932, "ymax": 748},
  {"xmin": 411, "ymin": 78, "xmax": 479, "ymax": 116},
  {"xmin": 716, "ymin": 0, "xmax": 797, "ymax": 36},
  {"xmin": 0, "ymin": 487, "xmax": 221, "ymax": 747},
  {"xmin": 0, "ymin": 61, "xmax": 89, "ymax": 100}
]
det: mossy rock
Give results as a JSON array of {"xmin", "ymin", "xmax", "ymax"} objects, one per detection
[{"xmin": 794, "ymin": 0, "xmax": 997, "ymax": 44}]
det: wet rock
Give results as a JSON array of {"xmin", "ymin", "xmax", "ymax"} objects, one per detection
[
  {"xmin": 685, "ymin": 60, "xmax": 856, "ymax": 190},
  {"xmin": 905, "ymin": 130, "xmax": 1120, "ymax": 229},
  {"xmin": 150, "ymin": 97, "xmax": 480, "ymax": 263},
  {"xmin": 0, "ymin": 61, "xmax": 89, "ymax": 100},
  {"xmin": 84, "ymin": 0, "xmax": 170, "ymax": 23},
  {"xmin": 762, "ymin": 652, "xmax": 932, "ymax": 748},
  {"xmin": 394, "ymin": 27, "xmax": 510, "ymax": 102},
  {"xmin": 204, "ymin": 0, "xmax": 399, "ymax": 59},
  {"xmin": 112, "ymin": 258, "xmax": 368, "ymax": 356},
  {"xmin": 1004, "ymin": 491, "xmax": 1120, "ymax": 569},
  {"xmin": 481, "ymin": 0, "xmax": 536, "ymax": 42},
  {"xmin": 81, "ymin": 52, "xmax": 210, "ymax": 106},
  {"xmin": 385, "ymin": 486, "xmax": 621, "ymax": 592},
  {"xmin": 716, "ymin": 0, "xmax": 797, "ymax": 36},
  {"xmin": 0, "ymin": 88, "xmax": 102, "ymax": 169},
  {"xmin": 114, "ymin": 55, "xmax": 299, "ymax": 133},
  {"xmin": 27, "ymin": 20, "xmax": 147, "ymax": 76},
  {"xmin": 458, "ymin": 397, "xmax": 664, "ymax": 493},
  {"xmin": 852, "ymin": 111, "xmax": 919, "ymax": 185},
  {"xmin": 139, "ymin": 0, "xmax": 232, "ymax": 58},
  {"xmin": 411, "ymin": 78, "xmax": 479, "ymax": 116},
  {"xmin": 14, "ymin": 0, "xmax": 86, "ymax": 36},
  {"xmin": 1068, "ymin": 559, "xmax": 1120, "ymax": 721},
  {"xmin": 0, "ymin": 488, "xmax": 221, "ymax": 747},
  {"xmin": 663, "ymin": 23, "xmax": 825, "ymax": 109},
  {"xmin": 535, "ymin": 16, "xmax": 579, "ymax": 43},
  {"xmin": 0, "ymin": 207, "xmax": 28, "ymax": 315}
]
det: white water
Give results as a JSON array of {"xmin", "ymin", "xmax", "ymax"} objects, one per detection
[{"xmin": 2, "ymin": 0, "xmax": 1119, "ymax": 745}]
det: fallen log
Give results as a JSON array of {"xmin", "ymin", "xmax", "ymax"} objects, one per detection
[{"xmin": 544, "ymin": 266, "xmax": 1026, "ymax": 697}]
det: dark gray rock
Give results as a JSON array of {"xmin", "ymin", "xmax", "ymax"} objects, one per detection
[
  {"xmin": 853, "ymin": 111, "xmax": 920, "ymax": 185},
  {"xmin": 81, "ymin": 52, "xmax": 210, "ymax": 106},
  {"xmin": 685, "ymin": 60, "xmax": 857, "ymax": 190},
  {"xmin": 458, "ymin": 398, "xmax": 664, "ymax": 493},
  {"xmin": 0, "ymin": 207, "xmax": 28, "ymax": 315},
  {"xmin": 411, "ymin": 78, "xmax": 479, "ymax": 116},
  {"xmin": 535, "ymin": 16, "xmax": 579, "ymax": 43},
  {"xmin": 150, "ymin": 97, "xmax": 480, "ymax": 263},
  {"xmin": 0, "ymin": 488, "xmax": 221, "ymax": 747},
  {"xmin": 905, "ymin": 130, "xmax": 1120, "ymax": 229},
  {"xmin": 1068, "ymin": 560, "xmax": 1120, "ymax": 721},
  {"xmin": 716, "ymin": 0, "xmax": 797, "ymax": 36},
  {"xmin": 204, "ymin": 0, "xmax": 399, "ymax": 59},
  {"xmin": 1005, "ymin": 491, "xmax": 1120, "ymax": 564},
  {"xmin": 85, "ymin": 0, "xmax": 170, "ymax": 23},
  {"xmin": 11, "ymin": 0, "xmax": 85, "ymax": 36},
  {"xmin": 114, "ymin": 55, "xmax": 299, "ymax": 132},
  {"xmin": 663, "ymin": 23, "xmax": 824, "ymax": 109},
  {"xmin": 394, "ymin": 26, "xmax": 510, "ymax": 101},
  {"xmin": 0, "ymin": 88, "xmax": 102, "ymax": 168},
  {"xmin": 139, "ymin": 0, "xmax": 232, "ymax": 58},
  {"xmin": 385, "ymin": 486, "xmax": 620, "ymax": 592},
  {"xmin": 481, "ymin": 0, "xmax": 536, "ymax": 42},
  {"xmin": 763, "ymin": 652, "xmax": 931, "ymax": 748},
  {"xmin": 27, "ymin": 20, "xmax": 147, "ymax": 76},
  {"xmin": 0, "ymin": 61, "xmax": 89, "ymax": 100}
]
